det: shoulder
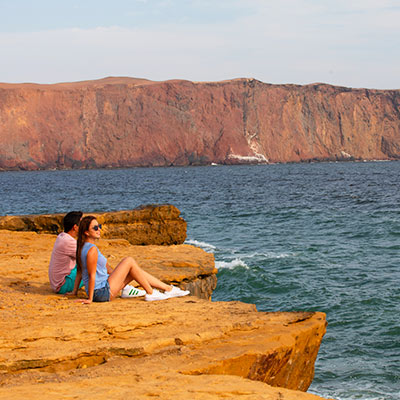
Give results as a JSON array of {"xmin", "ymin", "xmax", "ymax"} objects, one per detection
[
  {"xmin": 85, "ymin": 244, "xmax": 99, "ymax": 267},
  {"xmin": 85, "ymin": 243, "xmax": 98, "ymax": 256},
  {"xmin": 83, "ymin": 242, "xmax": 96, "ymax": 250},
  {"xmin": 57, "ymin": 232, "xmax": 75, "ymax": 244},
  {"xmin": 54, "ymin": 232, "xmax": 76, "ymax": 252},
  {"xmin": 58, "ymin": 232, "xmax": 73, "ymax": 240}
]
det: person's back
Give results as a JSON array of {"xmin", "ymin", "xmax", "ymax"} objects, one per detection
[
  {"xmin": 48, "ymin": 231, "xmax": 77, "ymax": 292},
  {"xmin": 48, "ymin": 211, "xmax": 83, "ymax": 293}
]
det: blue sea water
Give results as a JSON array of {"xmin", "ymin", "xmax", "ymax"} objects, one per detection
[{"xmin": 0, "ymin": 162, "xmax": 399, "ymax": 400}]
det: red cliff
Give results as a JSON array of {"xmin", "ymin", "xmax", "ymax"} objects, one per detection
[{"xmin": 1, "ymin": 76, "xmax": 399, "ymax": 170}]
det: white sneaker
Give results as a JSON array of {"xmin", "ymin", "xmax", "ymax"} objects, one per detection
[
  {"xmin": 144, "ymin": 289, "xmax": 169, "ymax": 302},
  {"xmin": 121, "ymin": 285, "xmax": 146, "ymax": 298},
  {"xmin": 165, "ymin": 286, "xmax": 190, "ymax": 298}
]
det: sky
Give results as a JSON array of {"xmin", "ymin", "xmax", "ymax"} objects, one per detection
[{"xmin": 0, "ymin": 0, "xmax": 399, "ymax": 89}]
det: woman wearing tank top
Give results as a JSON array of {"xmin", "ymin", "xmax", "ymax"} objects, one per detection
[{"xmin": 73, "ymin": 215, "xmax": 190, "ymax": 303}]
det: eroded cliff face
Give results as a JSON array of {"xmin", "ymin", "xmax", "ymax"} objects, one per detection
[{"xmin": 1, "ymin": 76, "xmax": 399, "ymax": 170}]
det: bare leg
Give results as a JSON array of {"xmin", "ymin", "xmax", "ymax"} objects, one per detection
[
  {"xmin": 108, "ymin": 257, "xmax": 170, "ymax": 299},
  {"xmin": 121, "ymin": 270, "xmax": 172, "ymax": 293},
  {"xmin": 140, "ymin": 269, "xmax": 172, "ymax": 292}
]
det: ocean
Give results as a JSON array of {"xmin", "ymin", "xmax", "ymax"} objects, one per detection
[{"xmin": 0, "ymin": 161, "xmax": 399, "ymax": 400}]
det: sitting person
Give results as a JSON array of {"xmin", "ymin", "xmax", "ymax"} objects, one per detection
[
  {"xmin": 73, "ymin": 215, "xmax": 190, "ymax": 303},
  {"xmin": 49, "ymin": 211, "xmax": 142, "ymax": 298},
  {"xmin": 48, "ymin": 211, "xmax": 85, "ymax": 294}
]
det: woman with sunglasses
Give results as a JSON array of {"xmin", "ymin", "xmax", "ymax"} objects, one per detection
[{"xmin": 73, "ymin": 215, "xmax": 190, "ymax": 303}]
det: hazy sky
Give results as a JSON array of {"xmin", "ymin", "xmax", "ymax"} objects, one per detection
[{"xmin": 1, "ymin": 0, "xmax": 399, "ymax": 89}]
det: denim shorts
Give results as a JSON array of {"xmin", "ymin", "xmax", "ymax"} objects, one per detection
[{"xmin": 93, "ymin": 281, "xmax": 110, "ymax": 302}]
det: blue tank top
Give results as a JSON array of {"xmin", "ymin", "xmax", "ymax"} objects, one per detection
[{"xmin": 81, "ymin": 242, "xmax": 109, "ymax": 294}]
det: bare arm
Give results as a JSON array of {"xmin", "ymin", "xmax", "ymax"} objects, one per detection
[
  {"xmin": 71, "ymin": 268, "xmax": 82, "ymax": 296},
  {"xmin": 106, "ymin": 262, "xmax": 114, "ymax": 275}
]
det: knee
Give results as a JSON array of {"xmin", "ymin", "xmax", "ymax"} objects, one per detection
[{"xmin": 125, "ymin": 256, "xmax": 139, "ymax": 268}]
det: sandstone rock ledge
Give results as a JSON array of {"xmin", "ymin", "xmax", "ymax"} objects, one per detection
[
  {"xmin": 0, "ymin": 204, "xmax": 187, "ymax": 245},
  {"xmin": 0, "ymin": 230, "xmax": 329, "ymax": 400}
]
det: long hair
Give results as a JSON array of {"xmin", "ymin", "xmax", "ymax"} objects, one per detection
[{"xmin": 76, "ymin": 215, "xmax": 97, "ymax": 273}]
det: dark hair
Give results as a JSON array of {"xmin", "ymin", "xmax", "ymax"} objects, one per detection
[
  {"xmin": 76, "ymin": 215, "xmax": 97, "ymax": 273},
  {"xmin": 63, "ymin": 211, "xmax": 83, "ymax": 233}
]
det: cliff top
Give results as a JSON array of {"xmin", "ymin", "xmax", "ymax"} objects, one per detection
[
  {"xmin": 1, "ymin": 75, "xmax": 397, "ymax": 92},
  {"xmin": 0, "ymin": 229, "xmax": 328, "ymax": 400},
  {"xmin": 0, "ymin": 76, "xmax": 155, "ymax": 89}
]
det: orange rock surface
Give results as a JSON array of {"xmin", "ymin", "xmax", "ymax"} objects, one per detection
[
  {"xmin": 0, "ymin": 76, "xmax": 399, "ymax": 170},
  {"xmin": 0, "ymin": 205, "xmax": 187, "ymax": 245},
  {"xmin": 0, "ymin": 230, "xmax": 329, "ymax": 399}
]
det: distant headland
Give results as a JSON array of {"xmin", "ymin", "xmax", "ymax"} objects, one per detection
[{"xmin": 0, "ymin": 76, "xmax": 399, "ymax": 171}]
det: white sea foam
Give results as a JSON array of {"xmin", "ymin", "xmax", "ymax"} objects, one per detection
[
  {"xmin": 228, "ymin": 153, "xmax": 268, "ymax": 163},
  {"xmin": 247, "ymin": 251, "xmax": 293, "ymax": 259},
  {"xmin": 216, "ymin": 258, "xmax": 249, "ymax": 270},
  {"xmin": 310, "ymin": 392, "xmax": 387, "ymax": 400},
  {"xmin": 185, "ymin": 239, "xmax": 216, "ymax": 253}
]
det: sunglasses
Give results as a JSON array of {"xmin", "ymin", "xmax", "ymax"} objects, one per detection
[{"xmin": 92, "ymin": 224, "xmax": 102, "ymax": 231}]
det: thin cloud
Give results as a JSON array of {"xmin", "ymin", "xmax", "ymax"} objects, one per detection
[{"xmin": 0, "ymin": 1, "xmax": 399, "ymax": 88}]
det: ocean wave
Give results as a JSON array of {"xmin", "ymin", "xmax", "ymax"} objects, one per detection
[
  {"xmin": 216, "ymin": 258, "xmax": 249, "ymax": 270},
  {"xmin": 185, "ymin": 239, "xmax": 216, "ymax": 252},
  {"xmin": 310, "ymin": 380, "xmax": 394, "ymax": 400},
  {"xmin": 246, "ymin": 251, "xmax": 294, "ymax": 259},
  {"xmin": 311, "ymin": 391, "xmax": 391, "ymax": 400}
]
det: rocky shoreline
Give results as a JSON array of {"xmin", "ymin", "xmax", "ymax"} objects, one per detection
[{"xmin": 0, "ymin": 206, "xmax": 330, "ymax": 399}]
